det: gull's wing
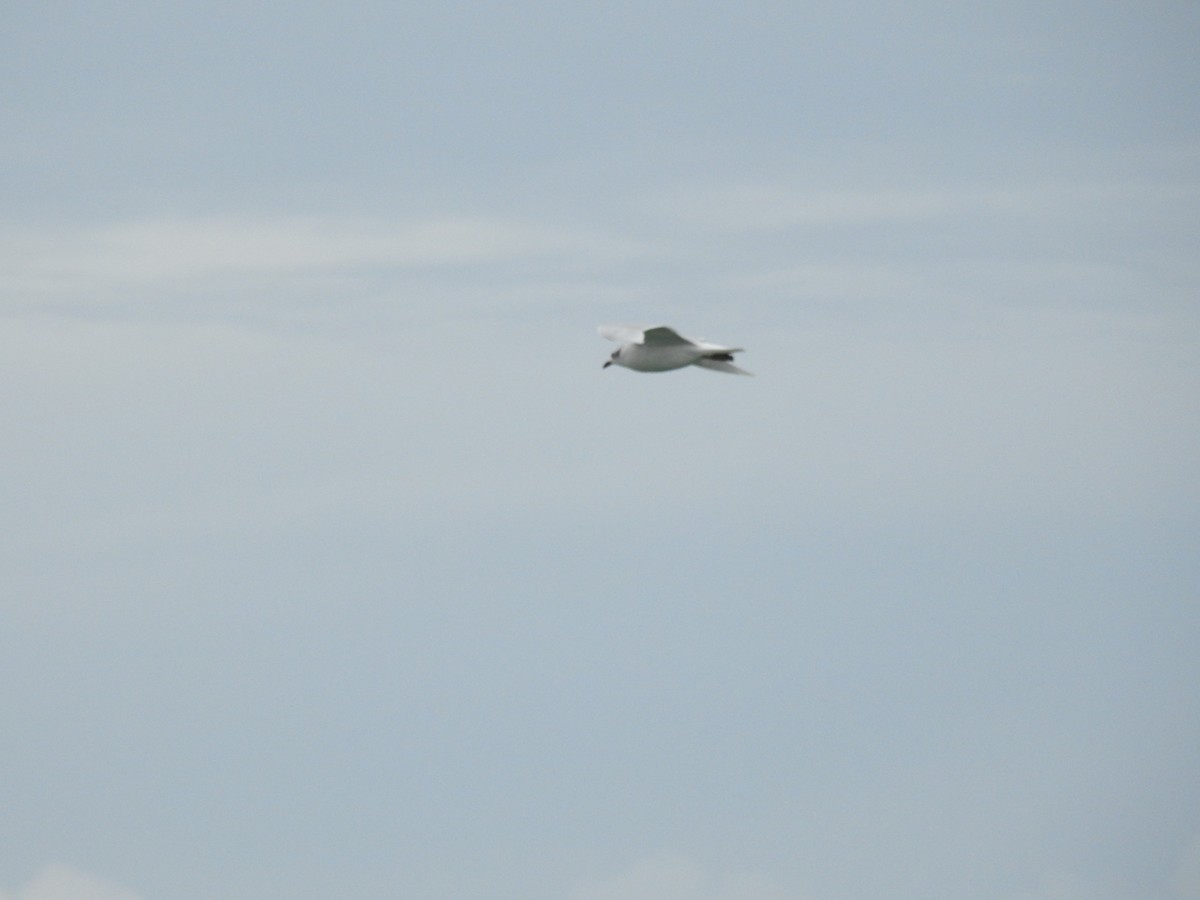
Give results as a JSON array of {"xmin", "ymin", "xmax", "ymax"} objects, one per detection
[
  {"xmin": 694, "ymin": 357, "xmax": 753, "ymax": 376},
  {"xmin": 599, "ymin": 324, "xmax": 732, "ymax": 351},
  {"xmin": 692, "ymin": 339, "xmax": 741, "ymax": 353},
  {"xmin": 640, "ymin": 326, "xmax": 695, "ymax": 347},
  {"xmin": 598, "ymin": 324, "xmax": 646, "ymax": 344},
  {"xmin": 599, "ymin": 325, "xmax": 693, "ymax": 346}
]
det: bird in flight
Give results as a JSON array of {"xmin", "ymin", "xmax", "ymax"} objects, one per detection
[{"xmin": 599, "ymin": 325, "xmax": 752, "ymax": 375}]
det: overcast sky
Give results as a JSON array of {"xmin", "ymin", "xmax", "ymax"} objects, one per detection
[{"xmin": 2, "ymin": 3, "xmax": 1199, "ymax": 900}]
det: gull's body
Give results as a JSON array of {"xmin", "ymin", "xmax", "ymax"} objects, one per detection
[{"xmin": 599, "ymin": 325, "xmax": 751, "ymax": 376}]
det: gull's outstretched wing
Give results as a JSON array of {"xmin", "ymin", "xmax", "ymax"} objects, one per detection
[
  {"xmin": 640, "ymin": 326, "xmax": 694, "ymax": 347},
  {"xmin": 598, "ymin": 325, "xmax": 646, "ymax": 344},
  {"xmin": 599, "ymin": 325, "xmax": 695, "ymax": 346},
  {"xmin": 693, "ymin": 339, "xmax": 742, "ymax": 353},
  {"xmin": 694, "ymin": 357, "xmax": 753, "ymax": 376}
]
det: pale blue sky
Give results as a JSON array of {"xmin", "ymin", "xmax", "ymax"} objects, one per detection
[{"xmin": 2, "ymin": 3, "xmax": 1199, "ymax": 900}]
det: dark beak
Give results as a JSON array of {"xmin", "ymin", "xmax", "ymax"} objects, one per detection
[{"xmin": 603, "ymin": 360, "xmax": 612, "ymax": 368}]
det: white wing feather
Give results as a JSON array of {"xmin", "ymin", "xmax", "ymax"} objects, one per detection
[
  {"xmin": 598, "ymin": 325, "xmax": 647, "ymax": 344},
  {"xmin": 694, "ymin": 357, "xmax": 753, "ymax": 376},
  {"xmin": 639, "ymin": 326, "xmax": 694, "ymax": 347},
  {"xmin": 598, "ymin": 325, "xmax": 697, "ymax": 346}
]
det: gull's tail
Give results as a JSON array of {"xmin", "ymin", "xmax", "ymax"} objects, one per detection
[{"xmin": 694, "ymin": 357, "xmax": 753, "ymax": 376}]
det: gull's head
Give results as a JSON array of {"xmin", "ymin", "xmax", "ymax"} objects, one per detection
[{"xmin": 603, "ymin": 349, "xmax": 620, "ymax": 369}]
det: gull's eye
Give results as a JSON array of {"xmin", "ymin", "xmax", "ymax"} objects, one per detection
[{"xmin": 612, "ymin": 350, "xmax": 620, "ymax": 359}]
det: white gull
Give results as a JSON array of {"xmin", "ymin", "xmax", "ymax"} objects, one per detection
[{"xmin": 599, "ymin": 325, "xmax": 751, "ymax": 376}]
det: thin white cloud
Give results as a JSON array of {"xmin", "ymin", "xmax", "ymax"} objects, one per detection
[
  {"xmin": 638, "ymin": 184, "xmax": 1018, "ymax": 231},
  {"xmin": 636, "ymin": 177, "xmax": 1200, "ymax": 233},
  {"xmin": 0, "ymin": 214, "xmax": 636, "ymax": 301},
  {"xmin": 0, "ymin": 866, "xmax": 141, "ymax": 900}
]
